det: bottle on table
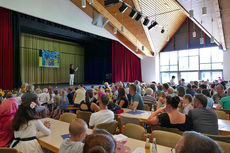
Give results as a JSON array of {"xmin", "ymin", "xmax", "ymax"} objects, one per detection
[
  {"xmin": 151, "ymin": 104, "xmax": 154, "ymax": 112},
  {"xmin": 145, "ymin": 138, "xmax": 150, "ymax": 153},
  {"xmin": 151, "ymin": 138, "xmax": 158, "ymax": 153}
]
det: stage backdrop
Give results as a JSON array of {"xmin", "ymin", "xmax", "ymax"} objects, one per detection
[
  {"xmin": 112, "ymin": 41, "xmax": 142, "ymax": 83},
  {"xmin": 20, "ymin": 33, "xmax": 84, "ymax": 84}
]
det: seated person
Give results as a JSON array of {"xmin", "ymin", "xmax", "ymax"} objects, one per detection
[
  {"xmin": 156, "ymin": 92, "xmax": 166, "ymax": 110},
  {"xmin": 80, "ymin": 90, "xmax": 100, "ymax": 112},
  {"xmin": 83, "ymin": 129, "xmax": 116, "ymax": 153},
  {"xmin": 180, "ymin": 94, "xmax": 193, "ymax": 115},
  {"xmin": 202, "ymin": 89, "xmax": 214, "ymax": 109},
  {"xmin": 116, "ymin": 87, "xmax": 128, "ymax": 108},
  {"xmin": 142, "ymin": 88, "xmax": 156, "ymax": 104},
  {"xmin": 216, "ymin": 88, "xmax": 230, "ymax": 110},
  {"xmin": 175, "ymin": 131, "xmax": 222, "ymax": 153},
  {"xmin": 213, "ymin": 84, "xmax": 227, "ymax": 103},
  {"xmin": 89, "ymin": 95, "xmax": 114, "ymax": 128},
  {"xmin": 59, "ymin": 118, "xmax": 88, "ymax": 153},
  {"xmin": 188, "ymin": 94, "xmax": 218, "ymax": 135},
  {"xmin": 128, "ymin": 84, "xmax": 144, "ymax": 110},
  {"xmin": 67, "ymin": 88, "xmax": 74, "ymax": 105},
  {"xmin": 147, "ymin": 96, "xmax": 192, "ymax": 131}
]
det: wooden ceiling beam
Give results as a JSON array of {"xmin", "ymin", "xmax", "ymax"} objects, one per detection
[{"xmin": 72, "ymin": 0, "xmax": 153, "ymax": 56}]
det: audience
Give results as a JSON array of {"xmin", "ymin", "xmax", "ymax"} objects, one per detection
[
  {"xmin": 142, "ymin": 88, "xmax": 155, "ymax": 104},
  {"xmin": 216, "ymin": 88, "xmax": 230, "ymax": 110},
  {"xmin": 128, "ymin": 84, "xmax": 144, "ymax": 110},
  {"xmin": 170, "ymin": 75, "xmax": 176, "ymax": 88},
  {"xmin": 202, "ymin": 89, "xmax": 214, "ymax": 108},
  {"xmin": 185, "ymin": 84, "xmax": 195, "ymax": 97},
  {"xmin": 89, "ymin": 94, "xmax": 114, "ymax": 128},
  {"xmin": 213, "ymin": 84, "xmax": 227, "ymax": 103},
  {"xmin": 116, "ymin": 87, "xmax": 128, "ymax": 108},
  {"xmin": 180, "ymin": 94, "xmax": 193, "ymax": 115},
  {"xmin": 59, "ymin": 90, "xmax": 69, "ymax": 113},
  {"xmin": 0, "ymin": 92, "xmax": 18, "ymax": 147},
  {"xmin": 162, "ymin": 83, "xmax": 169, "ymax": 94},
  {"xmin": 59, "ymin": 118, "xmax": 87, "ymax": 153},
  {"xmin": 177, "ymin": 86, "xmax": 185, "ymax": 100},
  {"xmin": 67, "ymin": 88, "xmax": 74, "ymax": 105},
  {"xmin": 10, "ymin": 102, "xmax": 51, "ymax": 153},
  {"xmin": 175, "ymin": 131, "xmax": 222, "ymax": 153},
  {"xmin": 188, "ymin": 94, "xmax": 219, "ymax": 135},
  {"xmin": 156, "ymin": 92, "xmax": 166, "ymax": 110},
  {"xmin": 80, "ymin": 90, "xmax": 100, "ymax": 112},
  {"xmin": 73, "ymin": 84, "xmax": 86, "ymax": 107},
  {"xmin": 147, "ymin": 96, "xmax": 192, "ymax": 131}
]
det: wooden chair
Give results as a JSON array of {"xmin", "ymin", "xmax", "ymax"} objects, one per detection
[
  {"xmin": 0, "ymin": 148, "xmax": 18, "ymax": 153},
  {"xmin": 118, "ymin": 115, "xmax": 142, "ymax": 133},
  {"xmin": 151, "ymin": 130, "xmax": 182, "ymax": 148},
  {"xmin": 76, "ymin": 110, "xmax": 92, "ymax": 125},
  {"xmin": 95, "ymin": 120, "xmax": 117, "ymax": 134},
  {"xmin": 59, "ymin": 112, "xmax": 77, "ymax": 123},
  {"xmin": 216, "ymin": 140, "xmax": 230, "ymax": 153},
  {"xmin": 151, "ymin": 125, "xmax": 184, "ymax": 135},
  {"xmin": 204, "ymin": 133, "xmax": 230, "ymax": 143},
  {"xmin": 144, "ymin": 104, "xmax": 151, "ymax": 111},
  {"xmin": 122, "ymin": 123, "xmax": 147, "ymax": 141},
  {"xmin": 216, "ymin": 110, "xmax": 227, "ymax": 120}
]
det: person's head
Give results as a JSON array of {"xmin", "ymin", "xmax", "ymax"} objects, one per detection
[
  {"xmin": 216, "ymin": 84, "xmax": 224, "ymax": 95},
  {"xmin": 69, "ymin": 118, "xmax": 88, "ymax": 141},
  {"xmin": 172, "ymin": 76, "xmax": 175, "ymax": 79},
  {"xmin": 70, "ymin": 64, "xmax": 73, "ymax": 68},
  {"xmin": 177, "ymin": 86, "xmax": 185, "ymax": 97},
  {"xmin": 181, "ymin": 79, "xmax": 185, "ymax": 83},
  {"xmin": 67, "ymin": 88, "xmax": 72, "ymax": 93},
  {"xmin": 126, "ymin": 83, "xmax": 130, "ymax": 88},
  {"xmin": 85, "ymin": 90, "xmax": 93, "ymax": 103},
  {"xmin": 178, "ymin": 80, "xmax": 182, "ymax": 85},
  {"xmin": 104, "ymin": 82, "xmax": 109, "ymax": 88},
  {"xmin": 194, "ymin": 81, "xmax": 198, "ymax": 86},
  {"xmin": 157, "ymin": 85, "xmax": 163, "ymax": 91},
  {"xmin": 228, "ymin": 88, "xmax": 230, "ymax": 96},
  {"xmin": 163, "ymin": 83, "xmax": 169, "ymax": 92},
  {"xmin": 60, "ymin": 90, "xmax": 65, "ymax": 96},
  {"xmin": 145, "ymin": 88, "xmax": 153, "ymax": 96},
  {"xmin": 194, "ymin": 94, "xmax": 207, "ymax": 108},
  {"xmin": 186, "ymin": 84, "xmax": 192, "ymax": 89},
  {"xmin": 35, "ymin": 88, "xmax": 41, "ymax": 94},
  {"xmin": 150, "ymin": 84, "xmax": 156, "ymax": 92},
  {"xmin": 183, "ymin": 94, "xmax": 192, "ymax": 104},
  {"xmin": 97, "ymin": 91, "xmax": 106, "ymax": 100},
  {"xmin": 118, "ymin": 87, "xmax": 126, "ymax": 99},
  {"xmin": 98, "ymin": 94, "xmax": 109, "ymax": 107},
  {"xmin": 83, "ymin": 131, "xmax": 116, "ymax": 153},
  {"xmin": 192, "ymin": 85, "xmax": 198, "ymax": 91},
  {"xmin": 211, "ymin": 83, "xmax": 216, "ymax": 89},
  {"xmin": 54, "ymin": 90, "xmax": 58, "ymax": 95},
  {"xmin": 134, "ymin": 80, "xmax": 139, "ymax": 85},
  {"xmin": 26, "ymin": 84, "xmax": 34, "ymax": 93},
  {"xmin": 78, "ymin": 84, "xmax": 83, "ymax": 89},
  {"xmin": 175, "ymin": 131, "xmax": 222, "ymax": 153},
  {"xmin": 199, "ymin": 84, "xmax": 207, "ymax": 90},
  {"xmin": 202, "ymin": 89, "xmax": 211, "ymax": 98},
  {"xmin": 12, "ymin": 102, "xmax": 38, "ymax": 131},
  {"xmin": 220, "ymin": 81, "xmax": 226, "ymax": 90},
  {"xmin": 129, "ymin": 84, "xmax": 137, "ymax": 96},
  {"xmin": 158, "ymin": 92, "xmax": 166, "ymax": 103},
  {"xmin": 168, "ymin": 88, "xmax": 174, "ymax": 95},
  {"xmin": 43, "ymin": 88, "xmax": 48, "ymax": 93},
  {"xmin": 166, "ymin": 96, "xmax": 180, "ymax": 111},
  {"xmin": 6, "ymin": 92, "xmax": 13, "ymax": 99}
]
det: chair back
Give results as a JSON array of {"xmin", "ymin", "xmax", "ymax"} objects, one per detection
[
  {"xmin": 152, "ymin": 130, "xmax": 182, "ymax": 148},
  {"xmin": 120, "ymin": 115, "xmax": 140, "ymax": 126},
  {"xmin": 76, "ymin": 111, "xmax": 92, "ymax": 125},
  {"xmin": 216, "ymin": 110, "xmax": 226, "ymax": 120},
  {"xmin": 95, "ymin": 120, "xmax": 117, "ymax": 134},
  {"xmin": 0, "ymin": 148, "xmax": 18, "ymax": 153},
  {"xmin": 204, "ymin": 133, "xmax": 230, "ymax": 143},
  {"xmin": 216, "ymin": 140, "xmax": 230, "ymax": 153},
  {"xmin": 151, "ymin": 125, "xmax": 183, "ymax": 135},
  {"xmin": 123, "ymin": 123, "xmax": 145, "ymax": 141},
  {"xmin": 144, "ymin": 104, "xmax": 151, "ymax": 111},
  {"xmin": 59, "ymin": 112, "xmax": 77, "ymax": 123}
]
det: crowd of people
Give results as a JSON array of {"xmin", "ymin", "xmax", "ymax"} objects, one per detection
[{"xmin": 0, "ymin": 76, "xmax": 229, "ymax": 153}]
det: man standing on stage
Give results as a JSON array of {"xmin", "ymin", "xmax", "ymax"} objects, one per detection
[{"xmin": 69, "ymin": 64, "xmax": 78, "ymax": 86}]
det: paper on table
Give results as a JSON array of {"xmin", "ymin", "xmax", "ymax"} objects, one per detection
[
  {"xmin": 113, "ymin": 134, "xmax": 128, "ymax": 141},
  {"xmin": 132, "ymin": 147, "xmax": 145, "ymax": 153},
  {"xmin": 126, "ymin": 111, "xmax": 144, "ymax": 115},
  {"xmin": 61, "ymin": 134, "xmax": 70, "ymax": 139}
]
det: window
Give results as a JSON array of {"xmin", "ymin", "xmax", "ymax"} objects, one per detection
[{"xmin": 160, "ymin": 47, "xmax": 223, "ymax": 83}]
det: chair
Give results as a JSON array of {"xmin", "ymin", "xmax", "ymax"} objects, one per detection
[
  {"xmin": 118, "ymin": 115, "xmax": 142, "ymax": 133},
  {"xmin": 216, "ymin": 110, "xmax": 226, "ymax": 120},
  {"xmin": 122, "ymin": 123, "xmax": 146, "ymax": 141},
  {"xmin": 152, "ymin": 130, "xmax": 182, "ymax": 148},
  {"xmin": 76, "ymin": 111, "xmax": 92, "ymax": 125},
  {"xmin": 204, "ymin": 133, "xmax": 230, "ymax": 143},
  {"xmin": 95, "ymin": 120, "xmax": 117, "ymax": 134},
  {"xmin": 144, "ymin": 104, "xmax": 151, "ymax": 111},
  {"xmin": 216, "ymin": 140, "xmax": 230, "ymax": 153},
  {"xmin": 151, "ymin": 125, "xmax": 184, "ymax": 135},
  {"xmin": 59, "ymin": 112, "xmax": 77, "ymax": 123},
  {"xmin": 0, "ymin": 148, "xmax": 18, "ymax": 153}
]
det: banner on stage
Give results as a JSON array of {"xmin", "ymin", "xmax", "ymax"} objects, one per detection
[{"xmin": 39, "ymin": 50, "xmax": 60, "ymax": 68}]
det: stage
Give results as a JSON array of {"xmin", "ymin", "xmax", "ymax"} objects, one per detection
[{"xmin": 34, "ymin": 83, "xmax": 103, "ymax": 90}]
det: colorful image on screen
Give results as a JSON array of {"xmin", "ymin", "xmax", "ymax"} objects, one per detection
[{"xmin": 39, "ymin": 50, "xmax": 60, "ymax": 67}]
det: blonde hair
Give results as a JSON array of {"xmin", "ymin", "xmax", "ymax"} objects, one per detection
[
  {"xmin": 158, "ymin": 92, "xmax": 166, "ymax": 98},
  {"xmin": 168, "ymin": 88, "xmax": 174, "ymax": 94},
  {"xmin": 60, "ymin": 90, "xmax": 66, "ymax": 101}
]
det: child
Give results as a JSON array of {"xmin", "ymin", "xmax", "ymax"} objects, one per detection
[
  {"xmin": 67, "ymin": 88, "xmax": 74, "ymax": 105},
  {"xmin": 52, "ymin": 90, "xmax": 60, "ymax": 118},
  {"xmin": 180, "ymin": 94, "xmax": 193, "ymax": 115},
  {"xmin": 59, "ymin": 90, "xmax": 69, "ymax": 114},
  {"xmin": 38, "ymin": 88, "xmax": 48, "ymax": 106},
  {"xmin": 11, "ymin": 102, "xmax": 50, "ymax": 153},
  {"xmin": 59, "ymin": 118, "xmax": 88, "ymax": 153},
  {"xmin": 47, "ymin": 87, "xmax": 54, "ymax": 116},
  {"xmin": 156, "ymin": 92, "xmax": 166, "ymax": 110}
]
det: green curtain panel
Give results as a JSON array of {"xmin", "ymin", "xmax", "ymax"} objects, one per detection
[{"xmin": 20, "ymin": 33, "xmax": 84, "ymax": 84}]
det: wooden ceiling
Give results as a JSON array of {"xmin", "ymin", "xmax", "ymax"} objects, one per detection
[{"xmin": 71, "ymin": 0, "xmax": 187, "ymax": 56}]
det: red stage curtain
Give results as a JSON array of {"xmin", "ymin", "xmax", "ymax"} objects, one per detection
[
  {"xmin": 0, "ymin": 7, "xmax": 13, "ymax": 90},
  {"xmin": 112, "ymin": 41, "xmax": 142, "ymax": 83}
]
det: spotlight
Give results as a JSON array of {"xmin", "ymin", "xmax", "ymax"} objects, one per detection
[
  {"xmin": 82, "ymin": 0, "xmax": 86, "ymax": 8},
  {"xmin": 148, "ymin": 21, "xmax": 158, "ymax": 30},
  {"xmin": 135, "ymin": 13, "xmax": 142, "ymax": 22},
  {"xmin": 129, "ymin": 9, "xmax": 137, "ymax": 19},
  {"xmin": 142, "ymin": 46, "xmax": 144, "ymax": 51},
  {"xmin": 113, "ymin": 27, "xmax": 117, "ymax": 34},
  {"xmin": 104, "ymin": 0, "xmax": 120, "ymax": 7},
  {"xmin": 161, "ymin": 28, "xmax": 165, "ymax": 33},
  {"xmin": 189, "ymin": 10, "xmax": 194, "ymax": 18},
  {"xmin": 119, "ymin": 2, "xmax": 128, "ymax": 13},
  {"xmin": 121, "ymin": 26, "xmax": 125, "ymax": 32},
  {"xmin": 89, "ymin": 0, "xmax": 93, "ymax": 5},
  {"xmin": 143, "ymin": 17, "xmax": 150, "ymax": 26},
  {"xmin": 202, "ymin": 7, "xmax": 207, "ymax": 15},
  {"xmin": 135, "ymin": 46, "xmax": 138, "ymax": 52}
]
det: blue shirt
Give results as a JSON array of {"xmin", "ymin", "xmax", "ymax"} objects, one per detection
[
  {"xmin": 131, "ymin": 93, "xmax": 144, "ymax": 110},
  {"xmin": 206, "ymin": 96, "xmax": 214, "ymax": 109}
]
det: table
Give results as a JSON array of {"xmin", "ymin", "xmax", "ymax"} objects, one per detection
[
  {"xmin": 37, "ymin": 118, "xmax": 92, "ymax": 153},
  {"xmin": 218, "ymin": 119, "xmax": 230, "ymax": 135},
  {"xmin": 120, "ymin": 108, "xmax": 151, "ymax": 121}
]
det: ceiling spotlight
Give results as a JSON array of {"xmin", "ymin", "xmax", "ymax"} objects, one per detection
[
  {"xmin": 148, "ymin": 21, "xmax": 158, "ymax": 30},
  {"xmin": 193, "ymin": 31, "xmax": 196, "ymax": 37},
  {"xmin": 143, "ymin": 17, "xmax": 150, "ymax": 26},
  {"xmin": 189, "ymin": 10, "xmax": 194, "ymax": 18},
  {"xmin": 161, "ymin": 28, "xmax": 165, "ymax": 34},
  {"xmin": 104, "ymin": 0, "xmax": 120, "ymax": 7},
  {"xmin": 129, "ymin": 9, "xmax": 137, "ymax": 19},
  {"xmin": 119, "ymin": 2, "xmax": 128, "ymax": 13},
  {"xmin": 135, "ymin": 46, "xmax": 138, "ymax": 52},
  {"xmin": 202, "ymin": 7, "xmax": 207, "ymax": 15},
  {"xmin": 82, "ymin": 0, "xmax": 86, "ymax": 8},
  {"xmin": 135, "ymin": 13, "xmax": 142, "ymax": 22},
  {"xmin": 142, "ymin": 46, "xmax": 144, "ymax": 51},
  {"xmin": 210, "ymin": 36, "xmax": 215, "ymax": 43},
  {"xmin": 113, "ymin": 27, "xmax": 117, "ymax": 34},
  {"xmin": 200, "ymin": 37, "xmax": 204, "ymax": 44},
  {"xmin": 121, "ymin": 26, "xmax": 125, "ymax": 32},
  {"xmin": 89, "ymin": 0, "xmax": 93, "ymax": 5}
]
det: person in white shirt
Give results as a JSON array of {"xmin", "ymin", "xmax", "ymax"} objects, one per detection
[
  {"xmin": 38, "ymin": 88, "xmax": 49, "ymax": 106},
  {"xmin": 73, "ymin": 84, "xmax": 86, "ymax": 107},
  {"xmin": 89, "ymin": 94, "xmax": 114, "ymax": 128}
]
